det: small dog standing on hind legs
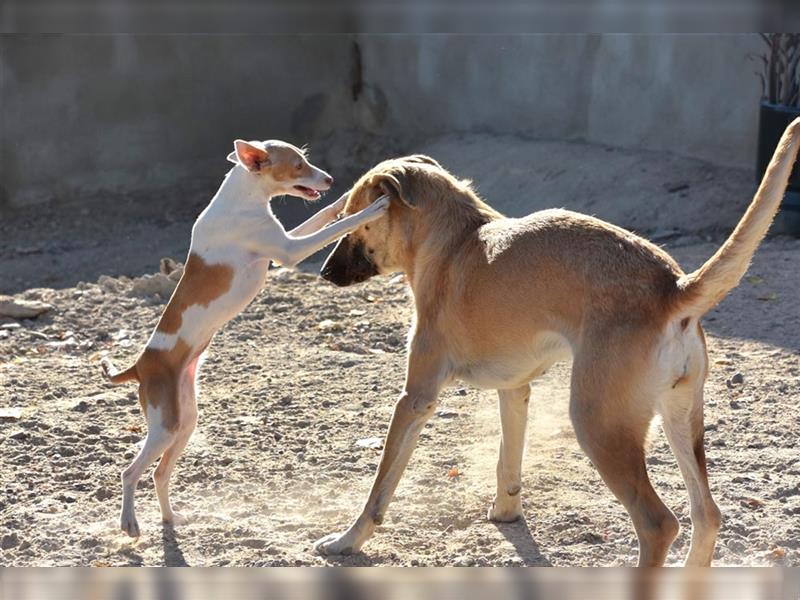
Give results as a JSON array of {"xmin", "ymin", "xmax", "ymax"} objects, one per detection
[{"xmin": 101, "ymin": 139, "xmax": 389, "ymax": 537}]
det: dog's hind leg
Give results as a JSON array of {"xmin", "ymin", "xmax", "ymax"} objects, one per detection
[
  {"xmin": 120, "ymin": 379, "xmax": 178, "ymax": 538},
  {"xmin": 153, "ymin": 358, "xmax": 201, "ymax": 526},
  {"xmin": 658, "ymin": 372, "xmax": 721, "ymax": 566},
  {"xmin": 569, "ymin": 344, "xmax": 679, "ymax": 566},
  {"xmin": 488, "ymin": 384, "xmax": 530, "ymax": 522}
]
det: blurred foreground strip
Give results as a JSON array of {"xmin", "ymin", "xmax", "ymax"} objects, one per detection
[{"xmin": 0, "ymin": 568, "xmax": 797, "ymax": 600}]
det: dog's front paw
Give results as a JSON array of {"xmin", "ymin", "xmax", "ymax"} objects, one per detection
[
  {"xmin": 120, "ymin": 513, "xmax": 141, "ymax": 538},
  {"xmin": 313, "ymin": 531, "xmax": 358, "ymax": 556},
  {"xmin": 163, "ymin": 511, "xmax": 189, "ymax": 527},
  {"xmin": 487, "ymin": 498, "xmax": 523, "ymax": 523}
]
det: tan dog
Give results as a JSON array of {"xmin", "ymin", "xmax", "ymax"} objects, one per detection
[{"xmin": 315, "ymin": 119, "xmax": 800, "ymax": 566}]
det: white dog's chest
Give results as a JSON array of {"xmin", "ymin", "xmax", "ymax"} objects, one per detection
[{"xmin": 455, "ymin": 331, "xmax": 571, "ymax": 390}]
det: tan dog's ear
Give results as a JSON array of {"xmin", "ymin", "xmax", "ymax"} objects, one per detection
[
  {"xmin": 375, "ymin": 169, "xmax": 418, "ymax": 209},
  {"xmin": 232, "ymin": 140, "xmax": 271, "ymax": 172}
]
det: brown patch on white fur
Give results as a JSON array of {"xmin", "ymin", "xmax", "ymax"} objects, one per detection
[
  {"xmin": 265, "ymin": 143, "xmax": 317, "ymax": 184},
  {"xmin": 134, "ymin": 338, "xmax": 197, "ymax": 431},
  {"xmin": 157, "ymin": 253, "xmax": 234, "ymax": 334}
]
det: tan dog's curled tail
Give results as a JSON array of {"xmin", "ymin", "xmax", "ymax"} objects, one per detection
[
  {"xmin": 101, "ymin": 357, "xmax": 139, "ymax": 384},
  {"xmin": 675, "ymin": 117, "xmax": 800, "ymax": 317}
]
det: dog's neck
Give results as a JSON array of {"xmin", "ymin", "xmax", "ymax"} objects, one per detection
[
  {"xmin": 402, "ymin": 216, "xmax": 481, "ymax": 312},
  {"xmin": 213, "ymin": 166, "xmax": 281, "ymax": 209}
]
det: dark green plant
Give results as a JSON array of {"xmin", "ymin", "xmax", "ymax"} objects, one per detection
[{"xmin": 752, "ymin": 33, "xmax": 800, "ymax": 108}]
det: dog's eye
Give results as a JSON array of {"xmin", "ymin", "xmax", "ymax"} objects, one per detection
[
  {"xmin": 295, "ymin": 163, "xmax": 302, "ymax": 171},
  {"xmin": 368, "ymin": 248, "xmax": 374, "ymax": 254},
  {"xmin": 364, "ymin": 225, "xmax": 370, "ymax": 231}
]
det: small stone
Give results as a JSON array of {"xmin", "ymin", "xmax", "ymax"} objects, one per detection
[
  {"xmin": 318, "ymin": 319, "xmax": 343, "ymax": 333},
  {"xmin": 159, "ymin": 257, "xmax": 181, "ymax": 276},
  {"xmin": 454, "ymin": 556, "xmax": 475, "ymax": 567},
  {"xmin": 1, "ymin": 533, "xmax": 19, "ymax": 549},
  {"xmin": 0, "ymin": 407, "xmax": 22, "ymax": 421},
  {"xmin": 436, "ymin": 410, "xmax": 459, "ymax": 419},
  {"xmin": 94, "ymin": 487, "xmax": 114, "ymax": 501},
  {"xmin": 0, "ymin": 296, "xmax": 52, "ymax": 319},
  {"xmin": 730, "ymin": 372, "xmax": 744, "ymax": 385},
  {"xmin": 727, "ymin": 539, "xmax": 747, "ymax": 553},
  {"xmin": 271, "ymin": 268, "xmax": 293, "ymax": 282},
  {"xmin": 9, "ymin": 430, "xmax": 28, "ymax": 441},
  {"xmin": 355, "ymin": 437, "xmax": 383, "ymax": 449},
  {"xmin": 58, "ymin": 493, "xmax": 77, "ymax": 504},
  {"xmin": 740, "ymin": 497, "xmax": 764, "ymax": 510},
  {"xmin": 72, "ymin": 400, "xmax": 90, "ymax": 413}
]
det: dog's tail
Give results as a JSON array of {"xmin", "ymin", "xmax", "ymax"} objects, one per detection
[
  {"xmin": 673, "ymin": 117, "xmax": 800, "ymax": 317},
  {"xmin": 100, "ymin": 357, "xmax": 139, "ymax": 384}
]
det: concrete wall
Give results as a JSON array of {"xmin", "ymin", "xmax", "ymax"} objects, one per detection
[
  {"xmin": 0, "ymin": 34, "xmax": 763, "ymax": 209},
  {"xmin": 358, "ymin": 35, "xmax": 762, "ymax": 166}
]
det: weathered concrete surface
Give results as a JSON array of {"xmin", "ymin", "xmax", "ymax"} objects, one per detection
[
  {"xmin": 0, "ymin": 35, "xmax": 369, "ymax": 208},
  {"xmin": 358, "ymin": 35, "xmax": 762, "ymax": 167},
  {"xmin": 0, "ymin": 34, "xmax": 764, "ymax": 209}
]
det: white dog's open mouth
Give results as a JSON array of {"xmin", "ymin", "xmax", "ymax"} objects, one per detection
[{"xmin": 294, "ymin": 185, "xmax": 322, "ymax": 199}]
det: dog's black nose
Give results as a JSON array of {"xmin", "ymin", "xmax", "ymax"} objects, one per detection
[
  {"xmin": 325, "ymin": 175, "xmax": 334, "ymax": 186},
  {"xmin": 320, "ymin": 263, "xmax": 347, "ymax": 287}
]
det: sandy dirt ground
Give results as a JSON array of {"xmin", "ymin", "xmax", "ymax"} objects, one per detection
[{"xmin": 1, "ymin": 137, "xmax": 799, "ymax": 567}]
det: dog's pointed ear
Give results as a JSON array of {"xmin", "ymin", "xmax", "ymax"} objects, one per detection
[
  {"xmin": 374, "ymin": 169, "xmax": 418, "ymax": 209},
  {"xmin": 232, "ymin": 140, "xmax": 270, "ymax": 172}
]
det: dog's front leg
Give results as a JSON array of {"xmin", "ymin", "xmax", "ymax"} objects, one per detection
[
  {"xmin": 263, "ymin": 196, "xmax": 389, "ymax": 268},
  {"xmin": 488, "ymin": 385, "xmax": 530, "ymax": 522},
  {"xmin": 314, "ymin": 343, "xmax": 450, "ymax": 556},
  {"xmin": 286, "ymin": 192, "xmax": 348, "ymax": 238}
]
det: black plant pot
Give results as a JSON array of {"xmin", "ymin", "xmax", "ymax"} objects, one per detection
[{"xmin": 756, "ymin": 101, "xmax": 800, "ymax": 236}]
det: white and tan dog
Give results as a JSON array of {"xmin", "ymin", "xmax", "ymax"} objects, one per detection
[
  {"xmin": 101, "ymin": 139, "xmax": 389, "ymax": 537},
  {"xmin": 315, "ymin": 120, "xmax": 800, "ymax": 566}
]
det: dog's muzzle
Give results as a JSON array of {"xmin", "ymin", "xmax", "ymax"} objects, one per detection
[{"xmin": 320, "ymin": 237, "xmax": 378, "ymax": 287}]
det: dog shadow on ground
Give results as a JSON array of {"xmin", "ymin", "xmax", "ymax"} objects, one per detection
[
  {"xmin": 161, "ymin": 523, "xmax": 189, "ymax": 567},
  {"xmin": 494, "ymin": 518, "xmax": 552, "ymax": 566},
  {"xmin": 317, "ymin": 518, "xmax": 552, "ymax": 566},
  {"xmin": 316, "ymin": 551, "xmax": 380, "ymax": 567}
]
